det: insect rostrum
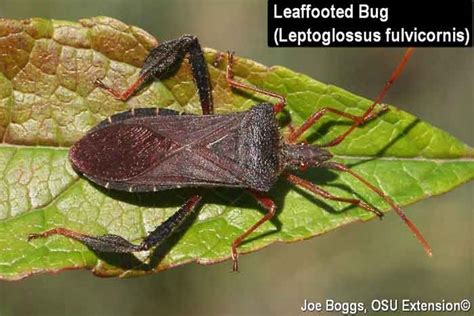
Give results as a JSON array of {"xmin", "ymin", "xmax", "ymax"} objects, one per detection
[{"xmin": 28, "ymin": 35, "xmax": 431, "ymax": 272}]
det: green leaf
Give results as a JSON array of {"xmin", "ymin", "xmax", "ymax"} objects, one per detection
[{"xmin": 0, "ymin": 17, "xmax": 472, "ymax": 280}]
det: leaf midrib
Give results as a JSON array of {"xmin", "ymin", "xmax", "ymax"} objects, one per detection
[{"xmin": 0, "ymin": 144, "xmax": 472, "ymax": 162}]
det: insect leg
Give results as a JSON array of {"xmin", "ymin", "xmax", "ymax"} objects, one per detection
[
  {"xmin": 95, "ymin": 35, "xmax": 214, "ymax": 115},
  {"xmin": 187, "ymin": 38, "xmax": 214, "ymax": 115},
  {"xmin": 226, "ymin": 51, "xmax": 286, "ymax": 113},
  {"xmin": 231, "ymin": 190, "xmax": 277, "ymax": 272},
  {"xmin": 28, "ymin": 195, "xmax": 202, "ymax": 254},
  {"xmin": 284, "ymin": 173, "xmax": 384, "ymax": 218},
  {"xmin": 287, "ymin": 48, "xmax": 414, "ymax": 146},
  {"xmin": 285, "ymin": 106, "xmax": 388, "ymax": 143},
  {"xmin": 95, "ymin": 76, "xmax": 145, "ymax": 102},
  {"xmin": 321, "ymin": 161, "xmax": 432, "ymax": 256}
]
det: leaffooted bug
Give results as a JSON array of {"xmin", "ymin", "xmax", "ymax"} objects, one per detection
[{"xmin": 28, "ymin": 35, "xmax": 431, "ymax": 272}]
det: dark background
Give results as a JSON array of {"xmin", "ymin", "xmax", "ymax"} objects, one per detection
[{"xmin": 0, "ymin": 1, "xmax": 472, "ymax": 315}]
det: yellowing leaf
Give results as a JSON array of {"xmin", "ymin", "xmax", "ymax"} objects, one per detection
[{"xmin": 0, "ymin": 17, "xmax": 472, "ymax": 280}]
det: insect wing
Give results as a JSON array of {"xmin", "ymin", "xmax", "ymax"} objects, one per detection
[{"xmin": 69, "ymin": 124, "xmax": 176, "ymax": 182}]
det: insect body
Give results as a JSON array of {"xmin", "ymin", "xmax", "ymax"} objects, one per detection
[
  {"xmin": 70, "ymin": 104, "xmax": 281, "ymax": 193},
  {"xmin": 28, "ymin": 35, "xmax": 431, "ymax": 272}
]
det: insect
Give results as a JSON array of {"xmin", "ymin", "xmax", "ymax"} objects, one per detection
[{"xmin": 28, "ymin": 35, "xmax": 431, "ymax": 272}]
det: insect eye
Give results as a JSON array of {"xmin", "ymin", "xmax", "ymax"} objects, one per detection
[{"xmin": 299, "ymin": 162, "xmax": 308, "ymax": 172}]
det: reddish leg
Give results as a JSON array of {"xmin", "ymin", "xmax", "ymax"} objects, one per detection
[
  {"xmin": 287, "ymin": 48, "xmax": 414, "ymax": 146},
  {"xmin": 95, "ymin": 76, "xmax": 145, "ymax": 102},
  {"xmin": 284, "ymin": 173, "xmax": 384, "ymax": 218},
  {"xmin": 226, "ymin": 51, "xmax": 286, "ymax": 113},
  {"xmin": 321, "ymin": 161, "xmax": 432, "ymax": 256},
  {"xmin": 231, "ymin": 190, "xmax": 277, "ymax": 272},
  {"xmin": 28, "ymin": 195, "xmax": 203, "ymax": 253},
  {"xmin": 286, "ymin": 105, "xmax": 388, "ymax": 143}
]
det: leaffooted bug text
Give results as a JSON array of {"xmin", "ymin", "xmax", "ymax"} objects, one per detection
[{"xmin": 28, "ymin": 35, "xmax": 432, "ymax": 272}]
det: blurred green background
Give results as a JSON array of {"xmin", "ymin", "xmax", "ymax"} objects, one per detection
[{"xmin": 0, "ymin": 1, "xmax": 472, "ymax": 315}]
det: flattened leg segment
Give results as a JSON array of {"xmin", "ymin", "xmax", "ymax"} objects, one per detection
[
  {"xmin": 96, "ymin": 35, "xmax": 213, "ymax": 115},
  {"xmin": 28, "ymin": 195, "xmax": 203, "ymax": 254},
  {"xmin": 186, "ymin": 37, "xmax": 213, "ymax": 115},
  {"xmin": 140, "ymin": 195, "xmax": 202, "ymax": 250}
]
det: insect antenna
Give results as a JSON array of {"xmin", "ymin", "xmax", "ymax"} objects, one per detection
[
  {"xmin": 364, "ymin": 48, "xmax": 415, "ymax": 119},
  {"xmin": 322, "ymin": 161, "xmax": 432, "ymax": 257}
]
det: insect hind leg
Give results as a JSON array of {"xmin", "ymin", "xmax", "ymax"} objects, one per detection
[
  {"xmin": 28, "ymin": 195, "xmax": 202, "ymax": 254},
  {"xmin": 95, "ymin": 35, "xmax": 214, "ymax": 115},
  {"xmin": 95, "ymin": 76, "xmax": 145, "ymax": 102}
]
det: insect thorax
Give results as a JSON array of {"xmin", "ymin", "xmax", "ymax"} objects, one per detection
[{"xmin": 236, "ymin": 103, "xmax": 280, "ymax": 192}]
